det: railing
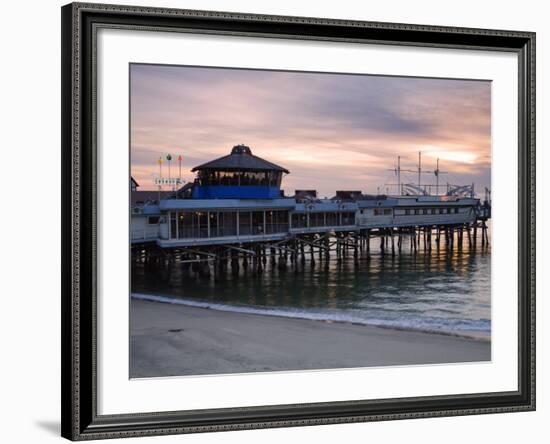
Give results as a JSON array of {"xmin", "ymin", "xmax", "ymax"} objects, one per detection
[
  {"xmin": 237, "ymin": 225, "xmax": 264, "ymax": 236},
  {"xmin": 290, "ymin": 224, "xmax": 356, "ymax": 234},
  {"xmin": 265, "ymin": 223, "xmax": 289, "ymax": 234}
]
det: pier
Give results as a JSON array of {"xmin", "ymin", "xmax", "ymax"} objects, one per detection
[{"xmin": 131, "ymin": 145, "xmax": 491, "ymax": 277}]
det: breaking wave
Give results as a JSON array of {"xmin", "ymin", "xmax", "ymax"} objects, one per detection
[{"xmin": 131, "ymin": 292, "xmax": 490, "ymax": 341}]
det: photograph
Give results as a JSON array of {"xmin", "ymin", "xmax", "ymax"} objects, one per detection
[{"xmin": 129, "ymin": 64, "xmax": 493, "ymax": 378}]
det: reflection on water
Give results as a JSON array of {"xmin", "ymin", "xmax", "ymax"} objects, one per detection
[{"xmin": 132, "ymin": 233, "xmax": 491, "ymax": 340}]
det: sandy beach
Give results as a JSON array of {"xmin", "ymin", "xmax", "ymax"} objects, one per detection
[{"xmin": 130, "ymin": 298, "xmax": 490, "ymax": 378}]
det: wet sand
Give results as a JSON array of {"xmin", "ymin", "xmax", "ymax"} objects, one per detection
[{"xmin": 130, "ymin": 298, "xmax": 491, "ymax": 378}]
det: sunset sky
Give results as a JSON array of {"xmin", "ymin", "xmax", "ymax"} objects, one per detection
[{"xmin": 130, "ymin": 64, "xmax": 491, "ymax": 197}]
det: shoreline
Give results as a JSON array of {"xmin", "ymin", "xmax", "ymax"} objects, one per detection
[
  {"xmin": 131, "ymin": 292, "xmax": 490, "ymax": 342},
  {"xmin": 130, "ymin": 298, "xmax": 491, "ymax": 378}
]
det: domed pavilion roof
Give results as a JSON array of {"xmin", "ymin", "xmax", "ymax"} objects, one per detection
[{"xmin": 191, "ymin": 145, "xmax": 289, "ymax": 174}]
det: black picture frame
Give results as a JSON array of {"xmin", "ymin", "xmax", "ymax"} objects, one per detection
[{"xmin": 61, "ymin": 2, "xmax": 536, "ymax": 440}]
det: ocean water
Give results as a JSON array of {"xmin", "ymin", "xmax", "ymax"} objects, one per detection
[{"xmin": 131, "ymin": 233, "xmax": 491, "ymax": 341}]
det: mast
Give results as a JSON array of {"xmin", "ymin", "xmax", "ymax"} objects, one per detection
[
  {"xmin": 386, "ymin": 155, "xmax": 416, "ymax": 195},
  {"xmin": 435, "ymin": 158, "xmax": 439, "ymax": 195},
  {"xmin": 397, "ymin": 155, "xmax": 401, "ymax": 195},
  {"xmin": 157, "ymin": 156, "xmax": 163, "ymax": 203},
  {"xmin": 418, "ymin": 151, "xmax": 422, "ymax": 188}
]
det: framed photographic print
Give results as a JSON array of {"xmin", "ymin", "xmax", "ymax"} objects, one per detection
[{"xmin": 61, "ymin": 2, "xmax": 536, "ymax": 440}]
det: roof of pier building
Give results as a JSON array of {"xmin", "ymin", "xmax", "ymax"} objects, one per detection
[{"xmin": 191, "ymin": 145, "xmax": 289, "ymax": 174}]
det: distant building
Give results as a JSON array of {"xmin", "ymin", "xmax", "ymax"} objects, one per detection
[
  {"xmin": 131, "ymin": 177, "xmax": 139, "ymax": 192},
  {"xmin": 294, "ymin": 190, "xmax": 317, "ymax": 202},
  {"xmin": 130, "ymin": 176, "xmax": 172, "ymax": 208},
  {"xmin": 131, "ymin": 191, "xmax": 173, "ymax": 208},
  {"xmin": 335, "ymin": 190, "xmax": 363, "ymax": 201}
]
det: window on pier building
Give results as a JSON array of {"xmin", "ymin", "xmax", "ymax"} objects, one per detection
[
  {"xmin": 414, "ymin": 209, "xmax": 420, "ymax": 215},
  {"xmin": 291, "ymin": 213, "xmax": 307, "ymax": 229},
  {"xmin": 217, "ymin": 212, "xmax": 238, "ymax": 237},
  {"xmin": 300, "ymin": 211, "xmax": 355, "ymax": 227},
  {"xmin": 239, "ymin": 171, "xmax": 270, "ymax": 186},
  {"xmin": 271, "ymin": 171, "xmax": 283, "ymax": 187},
  {"xmin": 251, "ymin": 211, "xmax": 264, "ymax": 234},
  {"xmin": 405, "ymin": 209, "xmax": 411, "ymax": 215},
  {"xmin": 447, "ymin": 208, "xmax": 452, "ymax": 214},
  {"xmin": 439, "ymin": 208, "xmax": 445, "ymax": 214},
  {"xmin": 198, "ymin": 170, "xmax": 282, "ymax": 187},
  {"xmin": 265, "ymin": 210, "xmax": 289, "ymax": 234},
  {"xmin": 176, "ymin": 211, "xmax": 209, "ymax": 238},
  {"xmin": 454, "ymin": 207, "xmax": 459, "ymax": 214},
  {"xmin": 423, "ymin": 209, "xmax": 428, "ymax": 215},
  {"xmin": 208, "ymin": 211, "xmax": 238, "ymax": 237},
  {"xmin": 170, "ymin": 212, "xmax": 177, "ymax": 238},
  {"xmin": 431, "ymin": 208, "xmax": 436, "ymax": 215},
  {"xmin": 309, "ymin": 212, "xmax": 326, "ymax": 227},
  {"xmin": 326, "ymin": 212, "xmax": 339, "ymax": 226},
  {"xmin": 170, "ymin": 211, "xmax": 237, "ymax": 239},
  {"xmin": 342, "ymin": 212, "xmax": 355, "ymax": 225},
  {"xmin": 209, "ymin": 211, "xmax": 219, "ymax": 236},
  {"xmin": 198, "ymin": 170, "xmax": 236, "ymax": 186},
  {"xmin": 238, "ymin": 211, "xmax": 253, "ymax": 235}
]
